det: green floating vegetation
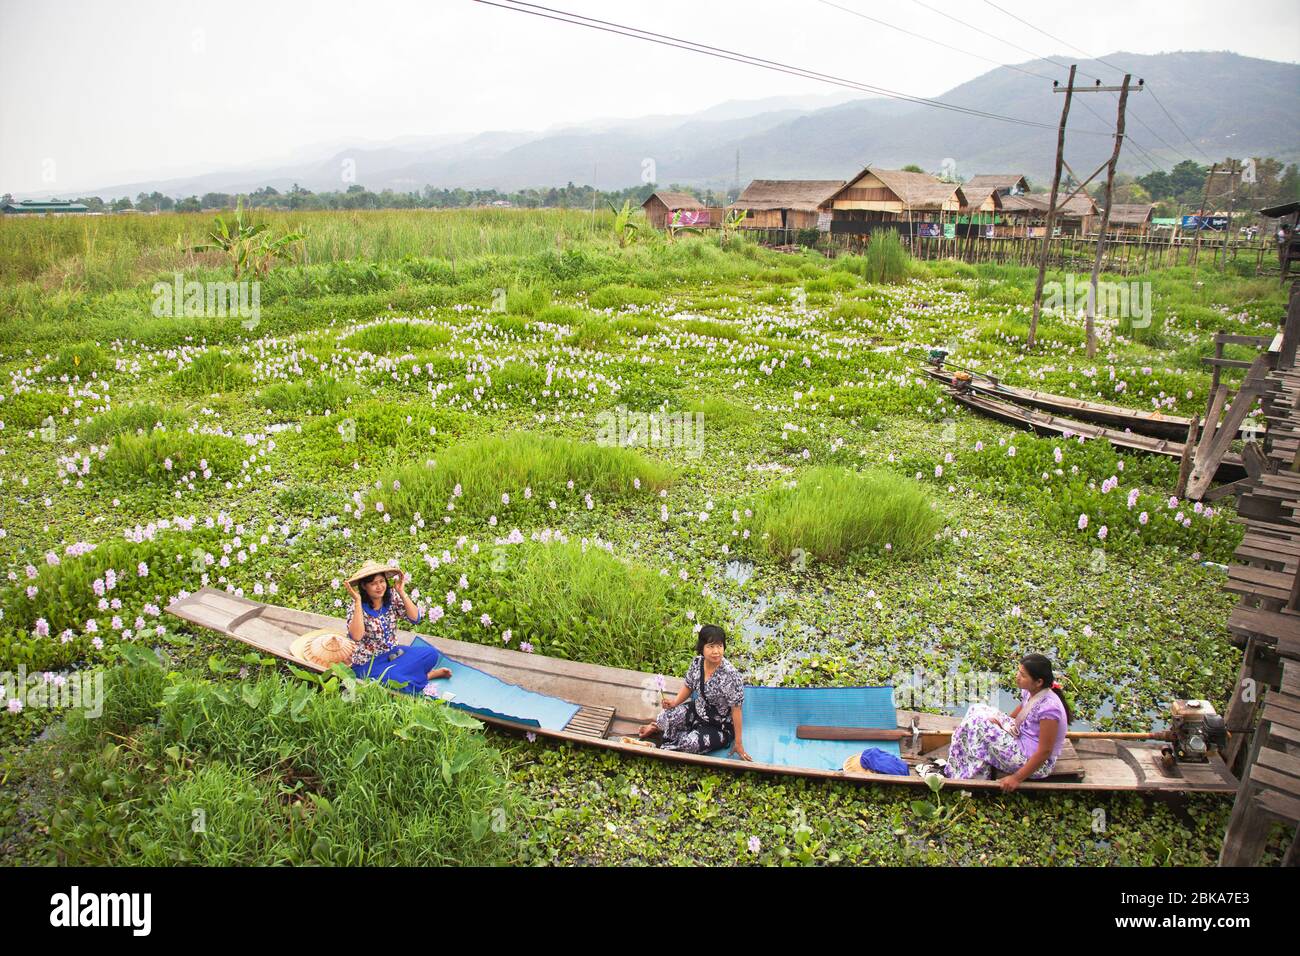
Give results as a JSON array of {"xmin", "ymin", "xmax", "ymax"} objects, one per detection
[
  {"xmin": 368, "ymin": 431, "xmax": 672, "ymax": 519},
  {"xmin": 743, "ymin": 466, "xmax": 943, "ymax": 564}
]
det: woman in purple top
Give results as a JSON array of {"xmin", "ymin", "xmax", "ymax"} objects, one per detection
[{"xmin": 942, "ymin": 654, "xmax": 1072, "ymax": 792}]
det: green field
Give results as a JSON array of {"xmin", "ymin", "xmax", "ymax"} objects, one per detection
[{"xmin": 0, "ymin": 208, "xmax": 1288, "ymax": 865}]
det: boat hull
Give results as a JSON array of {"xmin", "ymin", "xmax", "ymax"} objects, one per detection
[{"xmin": 166, "ymin": 588, "xmax": 1239, "ymax": 795}]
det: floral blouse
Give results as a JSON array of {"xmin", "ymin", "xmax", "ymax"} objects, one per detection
[
  {"xmin": 345, "ymin": 600, "xmax": 419, "ymax": 667},
  {"xmin": 683, "ymin": 656, "xmax": 745, "ymax": 728}
]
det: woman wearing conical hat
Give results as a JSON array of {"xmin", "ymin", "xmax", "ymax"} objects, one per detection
[{"xmin": 342, "ymin": 561, "xmax": 450, "ymax": 694}]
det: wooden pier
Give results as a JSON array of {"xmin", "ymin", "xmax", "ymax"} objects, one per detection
[{"xmin": 1217, "ymin": 281, "xmax": 1300, "ymax": 866}]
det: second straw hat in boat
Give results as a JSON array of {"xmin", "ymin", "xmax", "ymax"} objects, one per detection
[{"xmin": 289, "ymin": 628, "xmax": 357, "ymax": 667}]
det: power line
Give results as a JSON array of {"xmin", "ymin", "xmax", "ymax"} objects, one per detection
[
  {"xmin": 909, "ymin": 0, "xmax": 1079, "ymax": 79},
  {"xmin": 819, "ymin": 0, "xmax": 1166, "ymax": 179},
  {"xmin": 982, "ymin": 0, "xmax": 1123, "ymax": 75},
  {"xmin": 475, "ymin": 1, "xmax": 1115, "ymax": 135},
  {"xmin": 978, "ymin": 0, "xmax": 1210, "ymax": 171},
  {"xmin": 814, "ymin": 0, "xmax": 1058, "ymax": 82}
]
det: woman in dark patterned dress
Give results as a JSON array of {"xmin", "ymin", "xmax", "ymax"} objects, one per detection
[{"xmin": 638, "ymin": 624, "xmax": 751, "ymax": 761}]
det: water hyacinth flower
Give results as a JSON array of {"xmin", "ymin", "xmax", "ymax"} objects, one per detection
[
  {"xmin": 428, "ymin": 604, "xmax": 445, "ymax": 623},
  {"xmin": 1127, "ymin": 488, "xmax": 1140, "ymax": 509},
  {"xmin": 520, "ymin": 642, "xmax": 534, "ymax": 653},
  {"xmin": 33, "ymin": 618, "xmax": 49, "ymax": 638},
  {"xmin": 1097, "ymin": 526, "xmax": 1108, "ymax": 540},
  {"xmin": 1139, "ymin": 511, "xmax": 1149, "ymax": 525},
  {"xmin": 1007, "ymin": 446, "xmax": 1016, "ymax": 457},
  {"xmin": 502, "ymin": 629, "xmax": 512, "ymax": 644},
  {"xmin": 1078, "ymin": 514, "xmax": 1089, "ymax": 530},
  {"xmin": 748, "ymin": 836, "xmax": 761, "ymax": 854}
]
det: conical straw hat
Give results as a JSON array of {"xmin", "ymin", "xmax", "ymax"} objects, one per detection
[
  {"xmin": 346, "ymin": 561, "xmax": 401, "ymax": 585},
  {"xmin": 290, "ymin": 628, "xmax": 357, "ymax": 667}
]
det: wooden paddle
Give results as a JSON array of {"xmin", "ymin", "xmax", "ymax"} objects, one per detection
[{"xmin": 796, "ymin": 726, "xmax": 913, "ymax": 741}]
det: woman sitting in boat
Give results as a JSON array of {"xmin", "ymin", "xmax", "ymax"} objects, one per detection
[
  {"xmin": 637, "ymin": 624, "xmax": 752, "ymax": 761},
  {"xmin": 343, "ymin": 562, "xmax": 451, "ymax": 694},
  {"xmin": 940, "ymin": 653, "xmax": 1070, "ymax": 792}
]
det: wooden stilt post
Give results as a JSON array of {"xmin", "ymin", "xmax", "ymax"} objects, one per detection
[{"xmin": 1030, "ymin": 65, "xmax": 1076, "ymax": 350}]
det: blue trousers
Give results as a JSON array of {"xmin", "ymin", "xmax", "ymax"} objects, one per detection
[{"xmin": 352, "ymin": 644, "xmax": 443, "ymax": 696}]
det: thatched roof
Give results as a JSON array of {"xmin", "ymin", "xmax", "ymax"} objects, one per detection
[
  {"xmin": 830, "ymin": 166, "xmax": 966, "ymax": 209},
  {"xmin": 960, "ymin": 185, "xmax": 1003, "ymax": 213},
  {"xmin": 730, "ymin": 179, "xmax": 845, "ymax": 212},
  {"xmin": 643, "ymin": 191, "xmax": 704, "ymax": 211},
  {"xmin": 964, "ymin": 174, "xmax": 1030, "ymax": 195},
  {"xmin": 1002, "ymin": 192, "xmax": 1097, "ymax": 217},
  {"xmin": 1106, "ymin": 203, "xmax": 1154, "ymax": 225}
]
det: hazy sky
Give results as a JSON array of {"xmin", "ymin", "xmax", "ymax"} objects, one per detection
[{"xmin": 2, "ymin": 0, "xmax": 1297, "ymax": 194}]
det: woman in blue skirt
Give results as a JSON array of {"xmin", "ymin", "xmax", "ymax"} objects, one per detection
[{"xmin": 344, "ymin": 562, "xmax": 449, "ymax": 695}]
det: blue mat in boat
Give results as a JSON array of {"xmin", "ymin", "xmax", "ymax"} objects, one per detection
[
  {"xmin": 706, "ymin": 685, "xmax": 899, "ymax": 769},
  {"xmin": 409, "ymin": 637, "xmax": 580, "ymax": 731}
]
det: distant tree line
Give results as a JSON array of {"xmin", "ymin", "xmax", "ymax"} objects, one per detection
[
  {"xmin": 30, "ymin": 157, "xmax": 1297, "ymax": 218},
  {"xmin": 49, "ymin": 181, "xmax": 734, "ymax": 214}
]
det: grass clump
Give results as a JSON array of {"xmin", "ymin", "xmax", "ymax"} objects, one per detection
[
  {"xmin": 169, "ymin": 350, "xmax": 252, "ymax": 395},
  {"xmin": 99, "ymin": 430, "xmax": 245, "ymax": 486},
  {"xmin": 421, "ymin": 540, "xmax": 718, "ymax": 673},
  {"xmin": 743, "ymin": 466, "xmax": 942, "ymax": 563},
  {"xmin": 79, "ymin": 402, "xmax": 185, "ymax": 443},
  {"xmin": 368, "ymin": 432, "xmax": 671, "ymax": 519},
  {"xmin": 341, "ymin": 319, "xmax": 452, "ymax": 354},
  {"xmin": 255, "ymin": 376, "xmax": 363, "ymax": 415},
  {"xmin": 43, "ymin": 343, "xmax": 114, "ymax": 378},
  {"xmin": 292, "ymin": 401, "xmax": 464, "ymax": 469},
  {"xmin": 46, "ymin": 660, "xmax": 518, "ymax": 865},
  {"xmin": 588, "ymin": 285, "xmax": 659, "ymax": 310}
]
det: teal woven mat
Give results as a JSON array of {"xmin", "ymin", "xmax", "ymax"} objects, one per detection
[
  {"xmin": 708, "ymin": 685, "xmax": 899, "ymax": 769},
  {"xmin": 410, "ymin": 637, "xmax": 580, "ymax": 731}
]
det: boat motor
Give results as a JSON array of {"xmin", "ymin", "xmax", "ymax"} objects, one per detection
[{"xmin": 1167, "ymin": 699, "xmax": 1227, "ymax": 763}]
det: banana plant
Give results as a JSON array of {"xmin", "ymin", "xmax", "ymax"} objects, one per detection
[
  {"xmin": 607, "ymin": 199, "xmax": 639, "ymax": 247},
  {"xmin": 191, "ymin": 200, "xmax": 304, "ymax": 278}
]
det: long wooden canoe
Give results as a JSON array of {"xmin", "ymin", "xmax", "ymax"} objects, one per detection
[
  {"xmin": 921, "ymin": 366, "xmax": 1201, "ymax": 440},
  {"xmin": 948, "ymin": 389, "xmax": 1247, "ymax": 481},
  {"xmin": 166, "ymin": 587, "xmax": 1239, "ymax": 795}
]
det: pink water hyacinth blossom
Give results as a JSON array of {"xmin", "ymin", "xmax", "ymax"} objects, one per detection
[
  {"xmin": 1127, "ymin": 489, "xmax": 1140, "ymax": 509},
  {"xmin": 92, "ymin": 578, "xmax": 105, "ymax": 597},
  {"xmin": 1167, "ymin": 496, "xmax": 1179, "ymax": 509},
  {"xmin": 748, "ymin": 836, "xmax": 761, "ymax": 854},
  {"xmin": 33, "ymin": 618, "xmax": 49, "ymax": 638},
  {"xmin": 1078, "ymin": 514, "xmax": 1089, "ymax": 530},
  {"xmin": 1139, "ymin": 511, "xmax": 1149, "ymax": 525},
  {"xmin": 502, "ymin": 629, "xmax": 513, "ymax": 644},
  {"xmin": 137, "ymin": 562, "xmax": 149, "ymax": 577},
  {"xmin": 428, "ymin": 605, "xmax": 445, "ymax": 623},
  {"xmin": 974, "ymin": 441, "xmax": 984, "ymax": 452},
  {"xmin": 26, "ymin": 586, "xmax": 37, "ymax": 600},
  {"xmin": 480, "ymin": 613, "xmax": 492, "ymax": 627},
  {"xmin": 520, "ymin": 642, "xmax": 534, "ymax": 653},
  {"xmin": 460, "ymin": 599, "xmax": 472, "ymax": 613},
  {"xmin": 1097, "ymin": 526, "xmax": 1108, "ymax": 540},
  {"xmin": 1007, "ymin": 446, "xmax": 1016, "ymax": 457}
]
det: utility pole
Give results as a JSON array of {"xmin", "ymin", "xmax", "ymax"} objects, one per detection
[
  {"xmin": 1193, "ymin": 161, "xmax": 1218, "ymax": 274},
  {"xmin": 1220, "ymin": 158, "xmax": 1239, "ymax": 270},
  {"xmin": 1030, "ymin": 65, "xmax": 1076, "ymax": 349},
  {"xmin": 1085, "ymin": 74, "xmax": 1134, "ymax": 357},
  {"xmin": 1029, "ymin": 69, "xmax": 1143, "ymax": 351}
]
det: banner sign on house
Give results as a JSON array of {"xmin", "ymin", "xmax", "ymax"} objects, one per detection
[
  {"xmin": 915, "ymin": 222, "xmax": 942, "ymax": 238},
  {"xmin": 943, "ymin": 223, "xmax": 956, "ymax": 239},
  {"xmin": 670, "ymin": 209, "xmax": 710, "ymax": 227},
  {"xmin": 817, "ymin": 211, "xmax": 832, "ymax": 232}
]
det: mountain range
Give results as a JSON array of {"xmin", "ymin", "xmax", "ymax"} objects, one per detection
[{"xmin": 21, "ymin": 51, "xmax": 1300, "ymax": 201}]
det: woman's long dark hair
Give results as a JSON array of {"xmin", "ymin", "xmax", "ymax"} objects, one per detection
[
  {"xmin": 696, "ymin": 624, "xmax": 727, "ymax": 657},
  {"xmin": 360, "ymin": 572, "xmax": 394, "ymax": 611},
  {"xmin": 1021, "ymin": 653, "xmax": 1072, "ymax": 724}
]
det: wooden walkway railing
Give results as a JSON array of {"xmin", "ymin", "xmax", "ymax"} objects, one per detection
[{"xmin": 1218, "ymin": 280, "xmax": 1300, "ymax": 866}]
